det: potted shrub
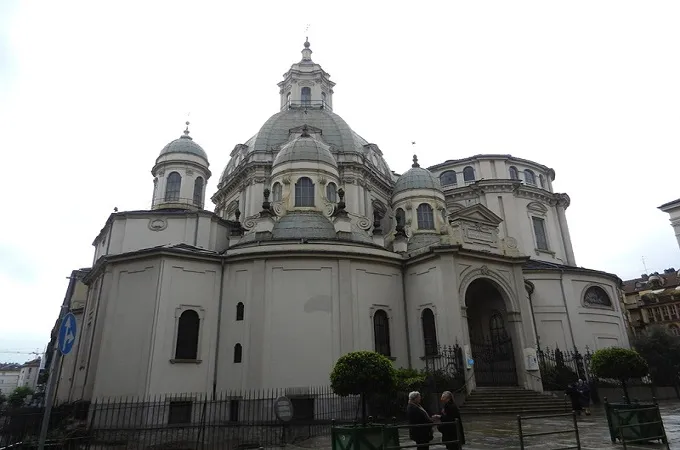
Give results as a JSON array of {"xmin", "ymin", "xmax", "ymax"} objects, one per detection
[
  {"xmin": 330, "ymin": 351, "xmax": 399, "ymax": 450},
  {"xmin": 590, "ymin": 347, "xmax": 666, "ymax": 445}
]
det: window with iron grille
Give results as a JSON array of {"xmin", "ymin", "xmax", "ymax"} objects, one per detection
[
  {"xmin": 421, "ymin": 308, "xmax": 438, "ymax": 356},
  {"xmin": 295, "ymin": 177, "xmax": 315, "ymax": 207},
  {"xmin": 417, "ymin": 203, "xmax": 435, "ymax": 230},
  {"xmin": 373, "ymin": 309, "xmax": 391, "ymax": 357},
  {"xmin": 168, "ymin": 401, "xmax": 192, "ymax": 425},
  {"xmin": 165, "ymin": 172, "xmax": 181, "ymax": 202}
]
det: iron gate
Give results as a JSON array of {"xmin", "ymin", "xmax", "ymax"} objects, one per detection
[{"xmin": 470, "ymin": 333, "xmax": 518, "ymax": 386}]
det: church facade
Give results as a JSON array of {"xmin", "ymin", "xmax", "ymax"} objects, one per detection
[{"xmin": 60, "ymin": 40, "xmax": 629, "ymax": 402}]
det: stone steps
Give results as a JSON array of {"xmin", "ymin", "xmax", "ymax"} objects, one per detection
[{"xmin": 460, "ymin": 387, "xmax": 569, "ymax": 415}]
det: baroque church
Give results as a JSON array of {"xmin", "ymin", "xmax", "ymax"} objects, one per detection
[{"xmin": 57, "ymin": 39, "xmax": 630, "ymax": 401}]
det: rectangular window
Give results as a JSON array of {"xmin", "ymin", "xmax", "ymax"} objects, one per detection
[
  {"xmin": 532, "ymin": 217, "xmax": 549, "ymax": 251},
  {"xmin": 291, "ymin": 398, "xmax": 315, "ymax": 420},
  {"xmin": 229, "ymin": 400, "xmax": 239, "ymax": 422},
  {"xmin": 168, "ymin": 401, "xmax": 192, "ymax": 425}
]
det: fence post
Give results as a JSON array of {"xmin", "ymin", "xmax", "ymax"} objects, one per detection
[
  {"xmin": 517, "ymin": 415, "xmax": 524, "ymax": 450},
  {"xmin": 572, "ymin": 411, "xmax": 581, "ymax": 449}
]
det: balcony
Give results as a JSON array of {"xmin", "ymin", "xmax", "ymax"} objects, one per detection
[{"xmin": 281, "ymin": 100, "xmax": 331, "ymax": 111}]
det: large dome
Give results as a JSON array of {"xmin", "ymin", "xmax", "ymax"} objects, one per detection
[
  {"xmin": 393, "ymin": 156, "xmax": 442, "ymax": 196},
  {"xmin": 219, "ymin": 109, "xmax": 391, "ymax": 183},
  {"xmin": 159, "ymin": 134, "xmax": 208, "ymax": 161},
  {"xmin": 272, "ymin": 129, "xmax": 336, "ymax": 169}
]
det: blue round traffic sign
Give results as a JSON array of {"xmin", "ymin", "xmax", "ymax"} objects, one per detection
[{"xmin": 58, "ymin": 313, "xmax": 77, "ymax": 355}]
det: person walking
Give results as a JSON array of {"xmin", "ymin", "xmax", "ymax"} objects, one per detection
[
  {"xmin": 577, "ymin": 379, "xmax": 591, "ymax": 416},
  {"xmin": 406, "ymin": 391, "xmax": 436, "ymax": 450},
  {"xmin": 438, "ymin": 391, "xmax": 465, "ymax": 450},
  {"xmin": 565, "ymin": 382, "xmax": 582, "ymax": 416}
]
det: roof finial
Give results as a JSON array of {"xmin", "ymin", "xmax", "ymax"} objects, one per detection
[
  {"xmin": 184, "ymin": 121, "xmax": 190, "ymax": 136},
  {"xmin": 300, "ymin": 124, "xmax": 311, "ymax": 137},
  {"xmin": 412, "ymin": 154, "xmax": 420, "ymax": 168},
  {"xmin": 301, "ymin": 26, "xmax": 313, "ymax": 61}
]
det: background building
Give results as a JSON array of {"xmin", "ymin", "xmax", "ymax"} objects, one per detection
[
  {"xmin": 17, "ymin": 359, "xmax": 41, "ymax": 391},
  {"xmin": 621, "ymin": 268, "xmax": 680, "ymax": 336},
  {"xmin": 0, "ymin": 364, "xmax": 20, "ymax": 395},
  {"xmin": 53, "ymin": 39, "xmax": 630, "ymax": 402}
]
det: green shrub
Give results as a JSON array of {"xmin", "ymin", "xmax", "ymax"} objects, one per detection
[
  {"xmin": 590, "ymin": 347, "xmax": 648, "ymax": 403},
  {"xmin": 330, "ymin": 351, "xmax": 396, "ymax": 423},
  {"xmin": 8, "ymin": 386, "xmax": 34, "ymax": 407}
]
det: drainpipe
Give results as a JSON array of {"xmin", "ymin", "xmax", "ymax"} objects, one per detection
[
  {"xmin": 212, "ymin": 257, "xmax": 227, "ymax": 399},
  {"xmin": 559, "ymin": 269, "xmax": 578, "ymax": 350},
  {"xmin": 525, "ymin": 280, "xmax": 540, "ymax": 350},
  {"xmin": 401, "ymin": 264, "xmax": 412, "ymax": 369}
]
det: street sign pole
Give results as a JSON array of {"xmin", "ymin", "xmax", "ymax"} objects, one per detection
[
  {"xmin": 38, "ymin": 311, "xmax": 77, "ymax": 450},
  {"xmin": 37, "ymin": 345, "xmax": 62, "ymax": 450}
]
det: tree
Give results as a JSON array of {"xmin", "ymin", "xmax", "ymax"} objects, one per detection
[
  {"xmin": 0, "ymin": 392, "xmax": 6, "ymax": 407},
  {"xmin": 633, "ymin": 326, "xmax": 680, "ymax": 386},
  {"xmin": 330, "ymin": 351, "xmax": 396, "ymax": 424},
  {"xmin": 590, "ymin": 347, "xmax": 648, "ymax": 404},
  {"xmin": 8, "ymin": 386, "xmax": 34, "ymax": 407}
]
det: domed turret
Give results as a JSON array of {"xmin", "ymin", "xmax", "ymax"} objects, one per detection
[
  {"xmin": 393, "ymin": 155, "xmax": 442, "ymax": 196},
  {"xmin": 272, "ymin": 126, "xmax": 337, "ymax": 171},
  {"xmin": 391, "ymin": 155, "xmax": 447, "ymax": 240},
  {"xmin": 151, "ymin": 122, "xmax": 212, "ymax": 211}
]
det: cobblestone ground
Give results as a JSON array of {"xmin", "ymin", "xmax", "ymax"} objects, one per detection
[{"xmin": 289, "ymin": 401, "xmax": 680, "ymax": 449}]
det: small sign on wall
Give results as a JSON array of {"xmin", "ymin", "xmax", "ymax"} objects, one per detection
[
  {"xmin": 524, "ymin": 348, "xmax": 539, "ymax": 371},
  {"xmin": 464, "ymin": 345, "xmax": 473, "ymax": 369}
]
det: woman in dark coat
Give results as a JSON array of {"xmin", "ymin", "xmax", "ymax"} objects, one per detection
[
  {"xmin": 406, "ymin": 391, "xmax": 435, "ymax": 450},
  {"xmin": 438, "ymin": 391, "xmax": 465, "ymax": 450}
]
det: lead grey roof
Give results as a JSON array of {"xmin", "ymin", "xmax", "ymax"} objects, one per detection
[
  {"xmin": 393, "ymin": 166, "xmax": 442, "ymax": 196},
  {"xmin": 219, "ymin": 109, "xmax": 392, "ymax": 183},
  {"xmin": 272, "ymin": 134, "xmax": 337, "ymax": 168},
  {"xmin": 159, "ymin": 135, "xmax": 208, "ymax": 161}
]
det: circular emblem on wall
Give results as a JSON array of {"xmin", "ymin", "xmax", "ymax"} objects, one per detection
[
  {"xmin": 148, "ymin": 218, "xmax": 168, "ymax": 231},
  {"xmin": 505, "ymin": 237, "xmax": 518, "ymax": 249}
]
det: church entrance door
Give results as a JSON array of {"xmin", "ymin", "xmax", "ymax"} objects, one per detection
[{"xmin": 465, "ymin": 278, "xmax": 519, "ymax": 387}]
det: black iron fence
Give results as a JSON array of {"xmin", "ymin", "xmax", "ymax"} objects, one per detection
[
  {"xmin": 536, "ymin": 346, "xmax": 679, "ymax": 402},
  {"xmin": 422, "ymin": 344, "xmax": 466, "ymax": 392},
  {"xmin": 1, "ymin": 386, "xmax": 361, "ymax": 449}
]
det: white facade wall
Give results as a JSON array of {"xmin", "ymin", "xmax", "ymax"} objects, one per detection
[{"xmin": 0, "ymin": 369, "xmax": 20, "ymax": 394}]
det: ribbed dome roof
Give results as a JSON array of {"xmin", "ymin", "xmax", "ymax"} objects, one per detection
[
  {"xmin": 219, "ymin": 108, "xmax": 392, "ymax": 183},
  {"xmin": 159, "ymin": 132, "xmax": 208, "ymax": 162},
  {"xmin": 272, "ymin": 211, "xmax": 337, "ymax": 240},
  {"xmin": 272, "ymin": 128, "xmax": 336, "ymax": 169},
  {"xmin": 393, "ymin": 156, "xmax": 442, "ymax": 196}
]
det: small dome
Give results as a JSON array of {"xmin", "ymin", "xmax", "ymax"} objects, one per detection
[
  {"xmin": 271, "ymin": 211, "xmax": 337, "ymax": 240},
  {"xmin": 272, "ymin": 128, "xmax": 336, "ymax": 169},
  {"xmin": 159, "ymin": 125, "xmax": 208, "ymax": 161},
  {"xmin": 393, "ymin": 155, "xmax": 442, "ymax": 196}
]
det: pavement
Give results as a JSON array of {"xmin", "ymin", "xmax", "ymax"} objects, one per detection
[{"xmin": 289, "ymin": 401, "xmax": 680, "ymax": 449}]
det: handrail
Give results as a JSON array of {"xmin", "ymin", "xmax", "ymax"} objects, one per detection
[{"xmin": 518, "ymin": 411, "xmax": 581, "ymax": 450}]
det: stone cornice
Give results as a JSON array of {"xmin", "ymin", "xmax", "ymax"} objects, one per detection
[
  {"xmin": 443, "ymin": 180, "xmax": 571, "ymax": 210},
  {"xmin": 404, "ymin": 243, "xmax": 530, "ymax": 267},
  {"xmin": 152, "ymin": 160, "xmax": 213, "ymax": 180}
]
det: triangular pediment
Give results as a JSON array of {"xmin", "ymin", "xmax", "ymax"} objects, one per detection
[
  {"xmin": 289, "ymin": 124, "xmax": 323, "ymax": 136},
  {"xmin": 449, "ymin": 203, "xmax": 503, "ymax": 227}
]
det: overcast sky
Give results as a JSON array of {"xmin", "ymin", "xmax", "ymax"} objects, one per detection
[{"xmin": 1, "ymin": 1, "xmax": 679, "ymax": 363}]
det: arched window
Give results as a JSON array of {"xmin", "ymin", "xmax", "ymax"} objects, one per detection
[
  {"xmin": 463, "ymin": 166, "xmax": 475, "ymax": 182},
  {"xmin": 272, "ymin": 182, "xmax": 282, "ymax": 202},
  {"xmin": 165, "ymin": 172, "xmax": 182, "ymax": 202},
  {"xmin": 233, "ymin": 343, "xmax": 243, "ymax": 363},
  {"xmin": 373, "ymin": 309, "xmax": 391, "ymax": 357},
  {"xmin": 175, "ymin": 309, "xmax": 200, "ymax": 360},
  {"xmin": 301, "ymin": 87, "xmax": 311, "ymax": 105},
  {"xmin": 295, "ymin": 177, "xmax": 315, "ymax": 207},
  {"xmin": 539, "ymin": 174, "xmax": 545, "ymax": 188},
  {"xmin": 322, "ymin": 92, "xmax": 327, "ymax": 106},
  {"xmin": 395, "ymin": 208, "xmax": 405, "ymax": 227},
  {"xmin": 326, "ymin": 182, "xmax": 337, "ymax": 202},
  {"xmin": 286, "ymin": 92, "xmax": 291, "ymax": 106},
  {"xmin": 236, "ymin": 302, "xmax": 244, "ymax": 321},
  {"xmin": 524, "ymin": 169, "xmax": 536, "ymax": 185},
  {"xmin": 439, "ymin": 171, "xmax": 457, "ymax": 186},
  {"xmin": 193, "ymin": 177, "xmax": 204, "ymax": 207},
  {"xmin": 583, "ymin": 286, "xmax": 612, "ymax": 307},
  {"xmin": 421, "ymin": 308, "xmax": 438, "ymax": 356},
  {"xmin": 669, "ymin": 325, "xmax": 680, "ymax": 336},
  {"xmin": 509, "ymin": 166, "xmax": 519, "ymax": 180},
  {"xmin": 489, "ymin": 312, "xmax": 506, "ymax": 343},
  {"xmin": 417, "ymin": 203, "xmax": 435, "ymax": 230}
]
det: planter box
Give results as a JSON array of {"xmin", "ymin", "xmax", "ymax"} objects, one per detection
[
  {"xmin": 331, "ymin": 424, "xmax": 400, "ymax": 450},
  {"xmin": 604, "ymin": 399, "xmax": 667, "ymax": 445}
]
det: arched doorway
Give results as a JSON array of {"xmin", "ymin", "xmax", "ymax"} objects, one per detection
[{"xmin": 465, "ymin": 278, "xmax": 518, "ymax": 386}]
